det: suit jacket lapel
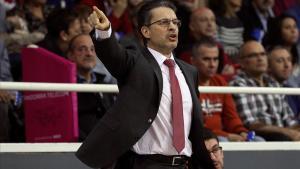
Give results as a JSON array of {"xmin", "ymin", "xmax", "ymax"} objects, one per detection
[
  {"xmin": 142, "ymin": 48, "xmax": 163, "ymax": 101},
  {"xmin": 175, "ymin": 59, "xmax": 199, "ymax": 115}
]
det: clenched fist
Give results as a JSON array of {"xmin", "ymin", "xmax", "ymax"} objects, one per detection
[{"xmin": 88, "ymin": 6, "xmax": 110, "ymax": 31}]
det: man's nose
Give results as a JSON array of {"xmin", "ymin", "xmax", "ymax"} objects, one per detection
[
  {"xmin": 168, "ymin": 21, "xmax": 177, "ymax": 30},
  {"xmin": 210, "ymin": 152, "xmax": 217, "ymax": 160},
  {"xmin": 85, "ymin": 49, "xmax": 94, "ymax": 56}
]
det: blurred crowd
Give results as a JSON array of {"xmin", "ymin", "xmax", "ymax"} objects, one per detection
[{"xmin": 1, "ymin": 0, "xmax": 300, "ymax": 143}]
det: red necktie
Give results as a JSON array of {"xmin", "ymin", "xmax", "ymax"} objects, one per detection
[{"xmin": 164, "ymin": 59, "xmax": 185, "ymax": 153}]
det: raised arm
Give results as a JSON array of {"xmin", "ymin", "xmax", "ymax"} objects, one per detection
[{"xmin": 88, "ymin": 6, "xmax": 136, "ymax": 81}]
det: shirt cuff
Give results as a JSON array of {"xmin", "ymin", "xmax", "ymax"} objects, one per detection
[{"xmin": 94, "ymin": 26, "xmax": 112, "ymax": 40}]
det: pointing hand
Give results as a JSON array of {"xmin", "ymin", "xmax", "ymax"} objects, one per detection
[{"xmin": 88, "ymin": 6, "xmax": 110, "ymax": 31}]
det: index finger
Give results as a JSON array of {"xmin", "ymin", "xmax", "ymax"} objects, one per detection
[{"xmin": 93, "ymin": 6, "xmax": 105, "ymax": 18}]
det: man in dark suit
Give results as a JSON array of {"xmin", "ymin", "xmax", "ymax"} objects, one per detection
[
  {"xmin": 76, "ymin": 1, "xmax": 214, "ymax": 169},
  {"xmin": 238, "ymin": 0, "xmax": 275, "ymax": 42}
]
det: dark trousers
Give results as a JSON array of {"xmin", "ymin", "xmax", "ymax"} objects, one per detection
[
  {"xmin": 256, "ymin": 131, "xmax": 292, "ymax": 141},
  {"xmin": 0, "ymin": 102, "xmax": 10, "ymax": 142},
  {"xmin": 114, "ymin": 151, "xmax": 189, "ymax": 169}
]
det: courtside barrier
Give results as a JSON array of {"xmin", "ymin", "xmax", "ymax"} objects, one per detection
[
  {"xmin": 1, "ymin": 82, "xmax": 300, "ymax": 94},
  {"xmin": 1, "ymin": 82, "xmax": 300, "ymax": 169},
  {"xmin": 1, "ymin": 142, "xmax": 300, "ymax": 153}
]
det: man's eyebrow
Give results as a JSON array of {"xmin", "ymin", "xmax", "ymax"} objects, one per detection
[{"xmin": 211, "ymin": 144, "xmax": 219, "ymax": 149}]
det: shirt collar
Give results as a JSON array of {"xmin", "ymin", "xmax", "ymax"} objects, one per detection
[
  {"xmin": 147, "ymin": 47, "xmax": 175, "ymax": 67},
  {"xmin": 77, "ymin": 72, "xmax": 97, "ymax": 84}
]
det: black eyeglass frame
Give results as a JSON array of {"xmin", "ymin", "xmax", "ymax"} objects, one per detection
[
  {"xmin": 208, "ymin": 146, "xmax": 223, "ymax": 156},
  {"xmin": 146, "ymin": 18, "xmax": 182, "ymax": 27}
]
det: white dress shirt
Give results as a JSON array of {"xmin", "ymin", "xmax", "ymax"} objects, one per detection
[{"xmin": 132, "ymin": 48, "xmax": 193, "ymax": 156}]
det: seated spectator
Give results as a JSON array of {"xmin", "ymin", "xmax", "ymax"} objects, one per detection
[
  {"xmin": 285, "ymin": 0, "xmax": 300, "ymax": 29},
  {"xmin": 237, "ymin": 0, "xmax": 275, "ymax": 42},
  {"xmin": 262, "ymin": 14, "xmax": 299, "ymax": 66},
  {"xmin": 267, "ymin": 46, "xmax": 300, "ymax": 122},
  {"xmin": 73, "ymin": 4, "xmax": 93, "ymax": 34},
  {"xmin": 191, "ymin": 37, "xmax": 264, "ymax": 142},
  {"xmin": 119, "ymin": 0, "xmax": 144, "ymax": 51},
  {"xmin": 0, "ymin": 39, "xmax": 13, "ymax": 142},
  {"xmin": 203, "ymin": 128, "xmax": 224, "ymax": 169},
  {"xmin": 230, "ymin": 40, "xmax": 300, "ymax": 141},
  {"xmin": 209, "ymin": 0, "xmax": 244, "ymax": 62},
  {"xmin": 0, "ymin": 1, "xmax": 9, "ymax": 33},
  {"xmin": 19, "ymin": 0, "xmax": 52, "ymax": 35},
  {"xmin": 66, "ymin": 34, "xmax": 116, "ymax": 141},
  {"xmin": 180, "ymin": 7, "xmax": 236, "ymax": 80},
  {"xmin": 72, "ymin": 4, "xmax": 116, "ymax": 83},
  {"xmin": 37, "ymin": 8, "xmax": 81, "ymax": 57},
  {"xmin": 262, "ymin": 14, "xmax": 300, "ymax": 89},
  {"xmin": 3, "ymin": 0, "xmax": 53, "ymax": 54}
]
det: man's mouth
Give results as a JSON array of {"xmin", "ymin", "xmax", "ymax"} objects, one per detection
[{"xmin": 168, "ymin": 34, "xmax": 177, "ymax": 41}]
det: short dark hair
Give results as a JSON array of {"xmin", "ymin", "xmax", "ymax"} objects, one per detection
[
  {"xmin": 192, "ymin": 37, "xmax": 218, "ymax": 58},
  {"xmin": 46, "ymin": 8, "xmax": 79, "ymax": 38},
  {"xmin": 137, "ymin": 0, "xmax": 176, "ymax": 42},
  {"xmin": 203, "ymin": 128, "xmax": 219, "ymax": 143}
]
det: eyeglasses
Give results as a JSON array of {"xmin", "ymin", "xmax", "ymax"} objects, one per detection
[
  {"xmin": 147, "ymin": 18, "xmax": 182, "ymax": 28},
  {"xmin": 208, "ymin": 146, "xmax": 222, "ymax": 156}
]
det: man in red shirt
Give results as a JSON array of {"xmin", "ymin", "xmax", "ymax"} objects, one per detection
[{"xmin": 191, "ymin": 37, "xmax": 264, "ymax": 141}]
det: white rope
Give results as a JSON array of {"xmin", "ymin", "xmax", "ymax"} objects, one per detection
[{"xmin": 0, "ymin": 82, "xmax": 300, "ymax": 95}]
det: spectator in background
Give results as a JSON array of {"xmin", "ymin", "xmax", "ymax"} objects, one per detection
[
  {"xmin": 184, "ymin": 7, "xmax": 236, "ymax": 81},
  {"xmin": 286, "ymin": 0, "xmax": 300, "ymax": 29},
  {"xmin": 108, "ymin": 0, "xmax": 133, "ymax": 39},
  {"xmin": 171, "ymin": 0, "xmax": 207, "ymax": 55},
  {"xmin": 267, "ymin": 46, "xmax": 300, "ymax": 123},
  {"xmin": 38, "ymin": 8, "xmax": 81, "ymax": 57},
  {"xmin": 20, "ymin": 0, "xmax": 52, "ymax": 35},
  {"xmin": 191, "ymin": 37, "xmax": 264, "ymax": 142},
  {"xmin": 238, "ymin": 0, "xmax": 275, "ymax": 42},
  {"xmin": 4, "ymin": 0, "xmax": 52, "ymax": 54},
  {"xmin": 209, "ymin": 0, "xmax": 244, "ymax": 63},
  {"xmin": 66, "ymin": 34, "xmax": 115, "ymax": 141},
  {"xmin": 230, "ymin": 40, "xmax": 300, "ymax": 141},
  {"xmin": 0, "ymin": 39, "xmax": 14, "ymax": 142},
  {"xmin": 263, "ymin": 14, "xmax": 299, "ymax": 66},
  {"xmin": 74, "ymin": 4, "xmax": 93, "ymax": 34},
  {"xmin": 0, "ymin": 1, "xmax": 8, "ymax": 33},
  {"xmin": 119, "ymin": 0, "xmax": 144, "ymax": 51},
  {"xmin": 3, "ymin": 0, "xmax": 52, "ymax": 81},
  {"xmin": 203, "ymin": 128, "xmax": 224, "ymax": 169},
  {"xmin": 73, "ymin": 4, "xmax": 116, "ymax": 83},
  {"xmin": 262, "ymin": 14, "xmax": 300, "ymax": 88}
]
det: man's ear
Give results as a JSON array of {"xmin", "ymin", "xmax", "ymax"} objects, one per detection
[
  {"xmin": 140, "ymin": 26, "xmax": 150, "ymax": 39},
  {"xmin": 60, "ymin": 31, "xmax": 69, "ymax": 41}
]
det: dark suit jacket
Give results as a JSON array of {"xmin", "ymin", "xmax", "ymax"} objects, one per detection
[
  {"xmin": 237, "ymin": 3, "xmax": 273, "ymax": 41},
  {"xmin": 76, "ymin": 33, "xmax": 214, "ymax": 169}
]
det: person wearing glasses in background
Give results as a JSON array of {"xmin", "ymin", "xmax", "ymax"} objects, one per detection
[
  {"xmin": 76, "ymin": 0, "xmax": 214, "ymax": 169},
  {"xmin": 203, "ymin": 128, "xmax": 224, "ymax": 169}
]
